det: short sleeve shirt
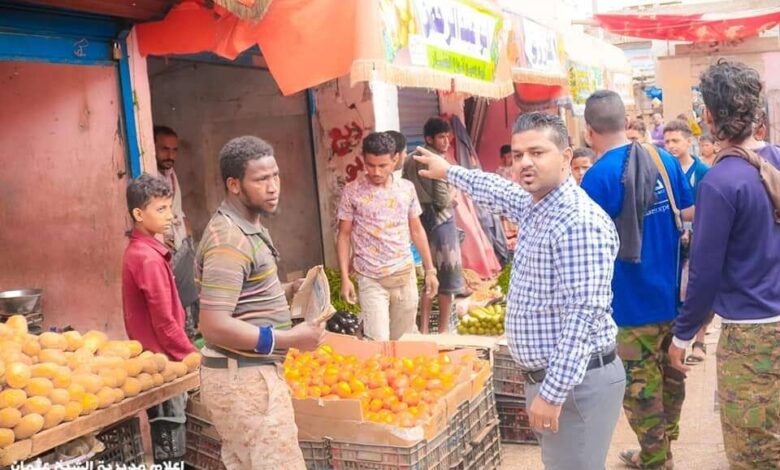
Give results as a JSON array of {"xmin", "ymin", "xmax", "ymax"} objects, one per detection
[
  {"xmin": 581, "ymin": 144, "xmax": 694, "ymax": 327},
  {"xmin": 195, "ymin": 201, "xmax": 291, "ymax": 329},
  {"xmin": 337, "ymin": 174, "xmax": 422, "ymax": 279}
]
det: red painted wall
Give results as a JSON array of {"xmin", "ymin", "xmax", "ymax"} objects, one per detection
[
  {"xmin": 477, "ymin": 97, "xmax": 521, "ymax": 172},
  {"xmin": 0, "ymin": 62, "xmax": 130, "ymax": 338}
]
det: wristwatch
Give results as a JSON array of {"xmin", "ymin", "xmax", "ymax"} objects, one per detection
[{"xmin": 424, "ymin": 268, "xmax": 438, "ymax": 277}]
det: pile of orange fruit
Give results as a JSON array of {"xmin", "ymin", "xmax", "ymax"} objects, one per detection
[
  {"xmin": 0, "ymin": 315, "xmax": 201, "ymax": 449},
  {"xmin": 284, "ymin": 345, "xmax": 470, "ymax": 428}
]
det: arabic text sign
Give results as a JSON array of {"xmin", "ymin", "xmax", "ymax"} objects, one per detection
[
  {"xmin": 521, "ymin": 18, "xmax": 563, "ymax": 75},
  {"xmin": 378, "ymin": 0, "xmax": 502, "ymax": 83},
  {"xmin": 413, "ymin": 0, "xmax": 498, "ymax": 61},
  {"xmin": 568, "ymin": 62, "xmax": 603, "ymax": 105}
]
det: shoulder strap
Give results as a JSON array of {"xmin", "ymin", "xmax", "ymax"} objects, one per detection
[{"xmin": 642, "ymin": 143, "xmax": 683, "ymax": 232}]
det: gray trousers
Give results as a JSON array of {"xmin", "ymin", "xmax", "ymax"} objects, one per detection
[{"xmin": 524, "ymin": 358, "xmax": 626, "ymax": 470}]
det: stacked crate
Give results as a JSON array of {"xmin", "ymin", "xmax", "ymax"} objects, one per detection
[
  {"xmin": 462, "ymin": 377, "xmax": 502, "ymax": 470},
  {"xmin": 184, "ymin": 392, "xmax": 331, "ymax": 470},
  {"xmin": 493, "ymin": 343, "xmax": 538, "ymax": 445}
]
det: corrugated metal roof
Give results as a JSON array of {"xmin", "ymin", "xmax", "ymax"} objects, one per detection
[{"xmin": 398, "ymin": 88, "xmax": 441, "ymax": 150}]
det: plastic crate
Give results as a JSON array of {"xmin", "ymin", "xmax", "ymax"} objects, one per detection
[
  {"xmin": 330, "ymin": 439, "xmax": 428, "ymax": 470},
  {"xmin": 466, "ymin": 377, "xmax": 498, "ymax": 442},
  {"xmin": 496, "ymin": 397, "xmax": 538, "ymax": 445},
  {"xmin": 186, "ymin": 399, "xmax": 331, "ymax": 470},
  {"xmin": 492, "ymin": 349, "xmax": 526, "ymax": 399},
  {"xmin": 449, "ymin": 458, "xmax": 465, "ymax": 470},
  {"xmin": 464, "ymin": 420, "xmax": 501, "ymax": 470},
  {"xmin": 448, "ymin": 401, "xmax": 469, "ymax": 465},
  {"xmin": 300, "ymin": 439, "xmax": 332, "ymax": 470},
  {"xmin": 185, "ymin": 415, "xmax": 226, "ymax": 470},
  {"xmin": 426, "ymin": 428, "xmax": 451, "ymax": 470},
  {"xmin": 93, "ymin": 417, "xmax": 145, "ymax": 466}
]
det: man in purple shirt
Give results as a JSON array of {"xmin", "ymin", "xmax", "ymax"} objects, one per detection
[
  {"xmin": 669, "ymin": 61, "xmax": 780, "ymax": 469},
  {"xmin": 650, "ymin": 112, "xmax": 666, "ymax": 150}
]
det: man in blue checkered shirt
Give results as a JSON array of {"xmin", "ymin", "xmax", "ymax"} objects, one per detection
[{"xmin": 415, "ymin": 112, "xmax": 625, "ymax": 469}]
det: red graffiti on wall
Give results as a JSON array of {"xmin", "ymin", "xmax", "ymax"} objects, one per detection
[
  {"xmin": 329, "ymin": 121, "xmax": 364, "ymax": 157},
  {"xmin": 344, "ymin": 157, "xmax": 364, "ymax": 183}
]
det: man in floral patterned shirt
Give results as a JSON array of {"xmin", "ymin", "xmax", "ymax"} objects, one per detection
[{"xmin": 337, "ymin": 132, "xmax": 439, "ymax": 340}]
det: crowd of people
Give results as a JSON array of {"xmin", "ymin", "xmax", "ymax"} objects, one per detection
[{"xmin": 116, "ymin": 59, "xmax": 778, "ymax": 470}]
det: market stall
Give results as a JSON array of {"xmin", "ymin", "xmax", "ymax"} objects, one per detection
[
  {"xmin": 561, "ymin": 29, "xmax": 634, "ymax": 146},
  {"xmin": 0, "ymin": 313, "xmax": 201, "ymax": 467},
  {"xmin": 185, "ymin": 332, "xmax": 502, "ymax": 470}
]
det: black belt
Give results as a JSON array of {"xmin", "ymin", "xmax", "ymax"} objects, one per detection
[
  {"xmin": 201, "ymin": 355, "xmax": 276, "ymax": 369},
  {"xmin": 522, "ymin": 348, "xmax": 617, "ymax": 385}
]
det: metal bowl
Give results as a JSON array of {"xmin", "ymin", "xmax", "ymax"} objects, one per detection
[{"xmin": 0, "ymin": 289, "xmax": 43, "ymax": 316}]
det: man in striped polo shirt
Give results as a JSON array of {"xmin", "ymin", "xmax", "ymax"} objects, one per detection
[{"xmin": 196, "ymin": 136, "xmax": 324, "ymax": 470}]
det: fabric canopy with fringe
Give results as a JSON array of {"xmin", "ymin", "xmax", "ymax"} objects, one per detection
[
  {"xmin": 136, "ymin": 0, "xmax": 514, "ymax": 98},
  {"xmin": 595, "ymin": 9, "xmax": 780, "ymax": 42}
]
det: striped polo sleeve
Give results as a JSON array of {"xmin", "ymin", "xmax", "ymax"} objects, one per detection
[{"xmin": 197, "ymin": 219, "xmax": 253, "ymax": 314}]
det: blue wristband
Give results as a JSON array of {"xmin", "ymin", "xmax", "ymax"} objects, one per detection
[{"xmin": 254, "ymin": 326, "xmax": 275, "ymax": 355}]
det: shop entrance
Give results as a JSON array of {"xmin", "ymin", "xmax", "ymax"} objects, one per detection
[{"xmin": 147, "ymin": 56, "xmax": 324, "ymax": 279}]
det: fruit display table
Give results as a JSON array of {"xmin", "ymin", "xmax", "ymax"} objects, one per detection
[{"xmin": 0, "ymin": 372, "xmax": 199, "ymax": 466}]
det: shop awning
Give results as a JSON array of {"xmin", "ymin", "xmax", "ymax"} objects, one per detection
[
  {"xmin": 595, "ymin": 9, "xmax": 780, "ymax": 42},
  {"xmin": 136, "ymin": 0, "xmax": 514, "ymax": 98},
  {"xmin": 351, "ymin": 0, "xmax": 513, "ymax": 99},
  {"xmin": 562, "ymin": 30, "xmax": 634, "ymax": 114}
]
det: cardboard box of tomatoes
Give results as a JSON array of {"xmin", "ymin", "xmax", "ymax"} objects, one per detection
[{"xmin": 285, "ymin": 333, "xmax": 489, "ymax": 447}]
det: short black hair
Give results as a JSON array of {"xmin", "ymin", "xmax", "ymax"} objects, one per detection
[
  {"xmin": 699, "ymin": 60, "xmax": 762, "ymax": 142},
  {"xmin": 219, "ymin": 136, "xmax": 274, "ymax": 186},
  {"xmin": 385, "ymin": 130, "xmax": 407, "ymax": 154},
  {"xmin": 423, "ymin": 117, "xmax": 451, "ymax": 138},
  {"xmin": 572, "ymin": 147, "xmax": 596, "ymax": 161},
  {"xmin": 627, "ymin": 119, "xmax": 646, "ymax": 134},
  {"xmin": 663, "ymin": 119, "xmax": 693, "ymax": 137},
  {"xmin": 584, "ymin": 90, "xmax": 626, "ymax": 134},
  {"xmin": 153, "ymin": 125, "xmax": 177, "ymax": 140},
  {"xmin": 126, "ymin": 173, "xmax": 172, "ymax": 217},
  {"xmin": 362, "ymin": 132, "xmax": 396, "ymax": 157},
  {"xmin": 511, "ymin": 112, "xmax": 569, "ymax": 150},
  {"xmin": 500, "ymin": 144, "xmax": 511, "ymax": 155},
  {"xmin": 699, "ymin": 134, "xmax": 715, "ymax": 144}
]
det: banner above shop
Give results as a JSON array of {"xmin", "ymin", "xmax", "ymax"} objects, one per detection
[
  {"xmin": 136, "ymin": 0, "xmax": 512, "ymax": 98},
  {"xmin": 351, "ymin": 0, "xmax": 514, "ymax": 99},
  {"xmin": 506, "ymin": 15, "xmax": 567, "ymax": 88},
  {"xmin": 595, "ymin": 9, "xmax": 780, "ymax": 42},
  {"xmin": 561, "ymin": 29, "xmax": 632, "ymax": 115},
  {"xmin": 567, "ymin": 62, "xmax": 604, "ymax": 115}
]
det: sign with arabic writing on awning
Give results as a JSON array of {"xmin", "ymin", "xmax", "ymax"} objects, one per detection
[
  {"xmin": 510, "ymin": 16, "xmax": 567, "ymax": 86},
  {"xmin": 408, "ymin": 0, "xmax": 501, "ymax": 80},
  {"xmin": 561, "ymin": 29, "xmax": 632, "ymax": 114},
  {"xmin": 568, "ymin": 63, "xmax": 604, "ymax": 114},
  {"xmin": 353, "ymin": 0, "xmax": 513, "ymax": 99}
]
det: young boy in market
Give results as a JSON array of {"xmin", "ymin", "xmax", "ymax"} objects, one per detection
[
  {"xmin": 121, "ymin": 174, "xmax": 197, "ymax": 466},
  {"xmin": 570, "ymin": 147, "xmax": 596, "ymax": 185},
  {"xmin": 698, "ymin": 135, "xmax": 717, "ymax": 166}
]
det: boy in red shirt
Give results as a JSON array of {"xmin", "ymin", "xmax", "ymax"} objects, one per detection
[{"xmin": 122, "ymin": 174, "xmax": 197, "ymax": 465}]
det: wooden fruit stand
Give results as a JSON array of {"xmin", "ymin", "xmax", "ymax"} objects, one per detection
[{"xmin": 0, "ymin": 372, "xmax": 199, "ymax": 466}]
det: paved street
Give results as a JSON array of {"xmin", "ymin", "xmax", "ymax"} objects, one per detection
[{"xmin": 501, "ymin": 321, "xmax": 728, "ymax": 469}]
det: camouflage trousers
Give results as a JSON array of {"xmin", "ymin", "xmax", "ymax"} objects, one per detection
[
  {"xmin": 618, "ymin": 322, "xmax": 686, "ymax": 469},
  {"xmin": 200, "ymin": 363, "xmax": 306, "ymax": 470},
  {"xmin": 717, "ymin": 322, "xmax": 780, "ymax": 470}
]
